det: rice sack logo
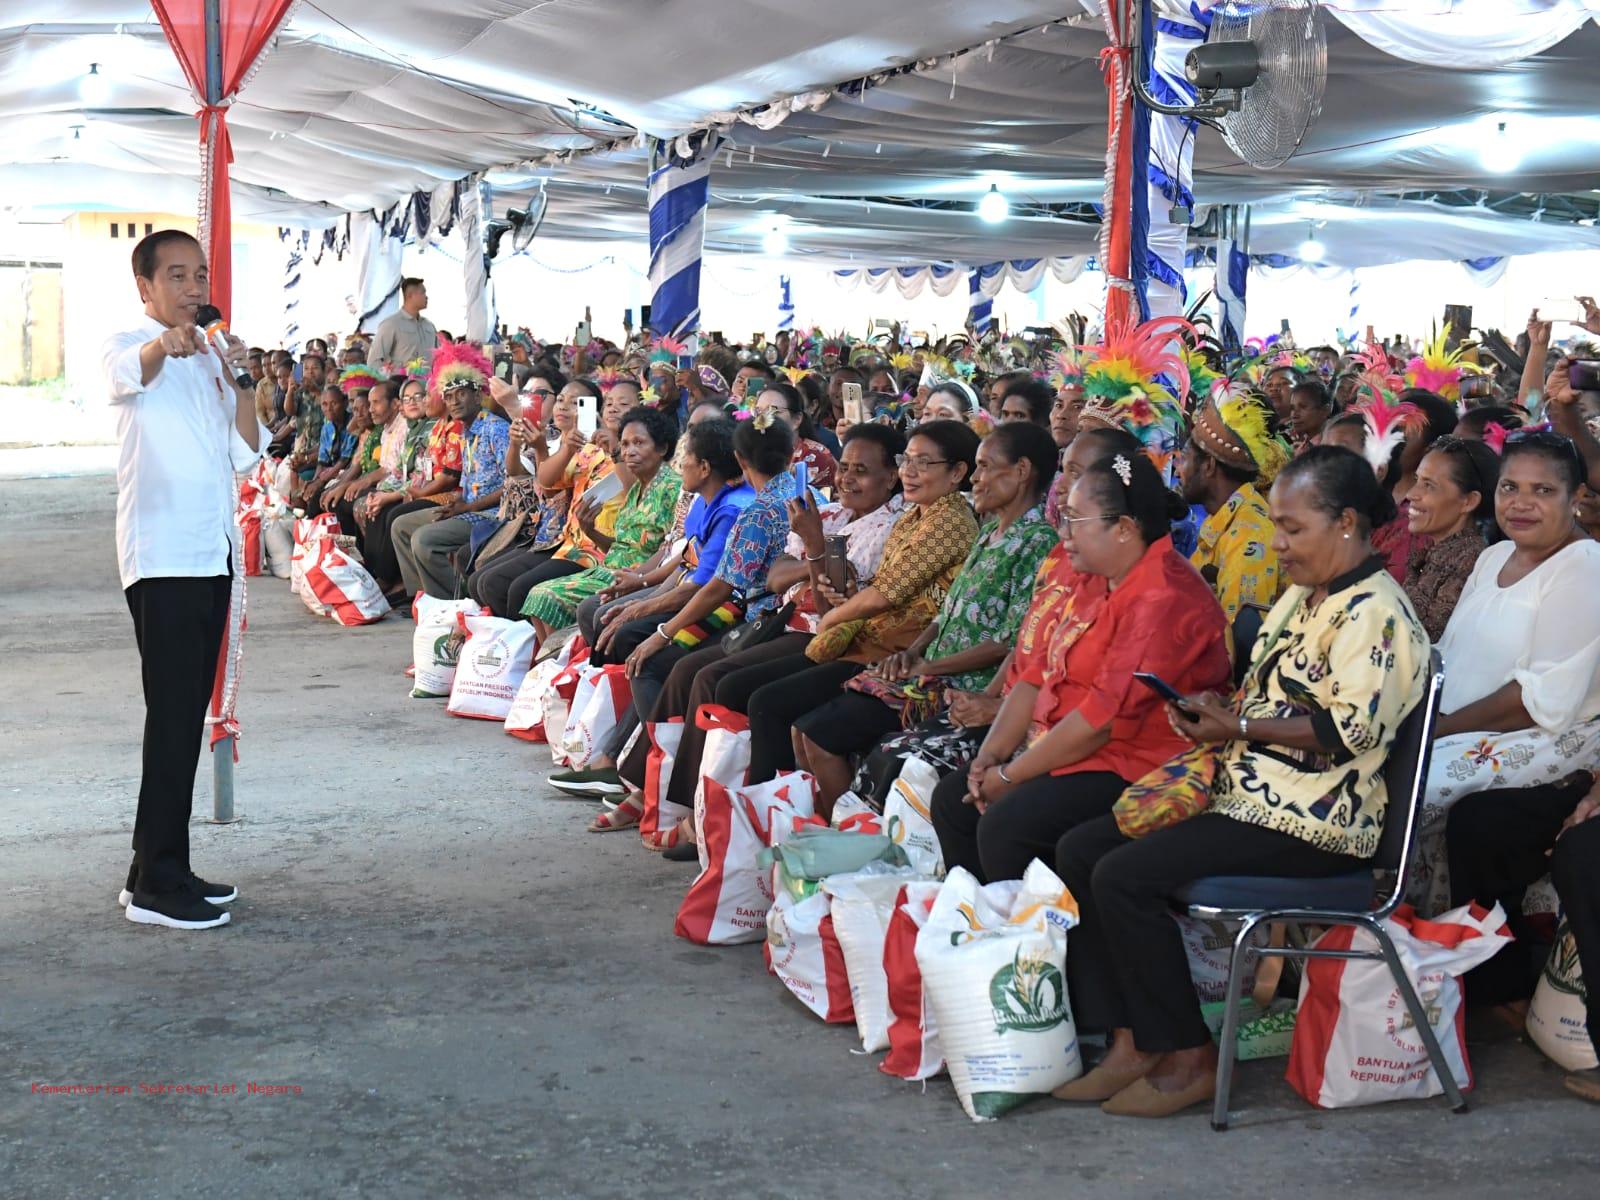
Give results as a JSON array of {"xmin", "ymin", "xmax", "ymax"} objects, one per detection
[
  {"xmin": 433, "ymin": 631, "xmax": 464, "ymax": 668},
  {"xmin": 989, "ymin": 950, "xmax": 1066, "ymax": 1034},
  {"xmin": 1544, "ymin": 926, "xmax": 1587, "ymax": 1001}
]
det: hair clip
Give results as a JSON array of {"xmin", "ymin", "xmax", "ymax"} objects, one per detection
[
  {"xmin": 1111, "ymin": 454, "xmax": 1133, "ymax": 487},
  {"xmin": 752, "ymin": 408, "xmax": 776, "ymax": 432}
]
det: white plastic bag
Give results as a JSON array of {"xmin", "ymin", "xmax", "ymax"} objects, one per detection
[
  {"xmin": 676, "ymin": 771, "xmax": 813, "ymax": 946},
  {"xmin": 1287, "ymin": 902, "xmax": 1512, "ymax": 1108},
  {"xmin": 302, "ymin": 539, "xmax": 389, "ymax": 626},
  {"xmin": 915, "ymin": 862, "xmax": 1082, "ymax": 1120},
  {"xmin": 1526, "ymin": 919, "xmax": 1596, "ymax": 1072},
  {"xmin": 410, "ymin": 596, "xmax": 484, "ymax": 698},
  {"xmin": 767, "ymin": 888, "xmax": 853, "ymax": 1023},
  {"xmin": 290, "ymin": 514, "xmax": 340, "ymax": 616},
  {"xmin": 639, "ymin": 719, "xmax": 687, "ymax": 843},
  {"xmin": 557, "ymin": 663, "xmax": 633, "ymax": 769},
  {"xmin": 825, "ymin": 863, "xmax": 927, "ymax": 1051},
  {"xmin": 262, "ymin": 508, "xmax": 294, "ymax": 579},
  {"xmin": 447, "ymin": 614, "xmax": 539, "ymax": 721},
  {"xmin": 883, "ymin": 755, "xmax": 945, "ymax": 878},
  {"xmin": 505, "ymin": 654, "xmax": 570, "ymax": 743},
  {"xmin": 881, "ymin": 881, "xmax": 946, "ymax": 1081},
  {"xmin": 1173, "ymin": 914, "xmax": 1259, "ymax": 1005},
  {"xmin": 688, "ymin": 705, "xmax": 753, "ymax": 870}
]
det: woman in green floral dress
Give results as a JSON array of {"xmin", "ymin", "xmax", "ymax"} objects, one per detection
[{"xmin": 520, "ymin": 407, "xmax": 681, "ymax": 640}]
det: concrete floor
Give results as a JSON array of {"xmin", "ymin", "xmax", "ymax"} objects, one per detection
[{"xmin": 4, "ymin": 473, "xmax": 1597, "ymax": 1199}]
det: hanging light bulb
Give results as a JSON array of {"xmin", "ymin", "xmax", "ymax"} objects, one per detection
[
  {"xmin": 762, "ymin": 224, "xmax": 789, "ymax": 256},
  {"xmin": 79, "ymin": 63, "xmax": 112, "ymax": 106},
  {"xmin": 1479, "ymin": 120, "xmax": 1522, "ymax": 174},
  {"xmin": 1298, "ymin": 223, "xmax": 1325, "ymax": 264},
  {"xmin": 978, "ymin": 183, "xmax": 1010, "ymax": 224}
]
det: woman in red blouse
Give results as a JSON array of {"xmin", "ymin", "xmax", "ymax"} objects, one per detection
[
  {"xmin": 755, "ymin": 382, "xmax": 837, "ymax": 492},
  {"xmin": 932, "ymin": 451, "xmax": 1232, "ymax": 882}
]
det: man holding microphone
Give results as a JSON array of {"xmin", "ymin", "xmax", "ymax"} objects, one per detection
[{"xmin": 104, "ymin": 230, "xmax": 269, "ymax": 930}]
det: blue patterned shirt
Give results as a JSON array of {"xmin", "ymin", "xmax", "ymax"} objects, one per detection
[
  {"xmin": 458, "ymin": 412, "xmax": 511, "ymax": 524},
  {"xmin": 316, "ymin": 418, "xmax": 356, "ymax": 467},
  {"xmin": 714, "ymin": 469, "xmax": 800, "ymax": 616}
]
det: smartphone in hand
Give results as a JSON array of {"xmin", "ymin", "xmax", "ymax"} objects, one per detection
[
  {"xmin": 823, "ymin": 534, "xmax": 850, "ymax": 595},
  {"xmin": 1134, "ymin": 671, "xmax": 1197, "ymax": 720},
  {"xmin": 793, "ymin": 459, "xmax": 809, "ymax": 506}
]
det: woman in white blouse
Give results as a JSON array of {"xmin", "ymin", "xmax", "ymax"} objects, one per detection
[{"xmin": 1415, "ymin": 431, "xmax": 1600, "ymax": 912}]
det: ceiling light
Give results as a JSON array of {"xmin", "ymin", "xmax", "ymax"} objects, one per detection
[
  {"xmin": 79, "ymin": 63, "xmax": 111, "ymax": 107},
  {"xmin": 1479, "ymin": 120, "xmax": 1521, "ymax": 174},
  {"xmin": 762, "ymin": 224, "xmax": 789, "ymax": 255},
  {"xmin": 1298, "ymin": 225, "xmax": 1325, "ymax": 263},
  {"xmin": 978, "ymin": 184, "xmax": 1010, "ymax": 224}
]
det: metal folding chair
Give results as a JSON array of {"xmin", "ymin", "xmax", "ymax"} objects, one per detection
[{"xmin": 1173, "ymin": 650, "xmax": 1460, "ymax": 1130}]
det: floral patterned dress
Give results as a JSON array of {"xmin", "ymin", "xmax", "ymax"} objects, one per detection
[{"xmin": 520, "ymin": 466, "xmax": 682, "ymax": 626}]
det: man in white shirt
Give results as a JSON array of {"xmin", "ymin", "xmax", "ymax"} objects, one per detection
[
  {"xmin": 368, "ymin": 277, "xmax": 437, "ymax": 373},
  {"xmin": 103, "ymin": 229, "xmax": 269, "ymax": 931}
]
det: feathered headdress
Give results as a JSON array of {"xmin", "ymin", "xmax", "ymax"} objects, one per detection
[
  {"xmin": 595, "ymin": 365, "xmax": 627, "ymax": 389},
  {"xmin": 1193, "ymin": 382, "xmax": 1291, "ymax": 486},
  {"xmin": 338, "ymin": 364, "xmax": 381, "ymax": 396},
  {"xmin": 1482, "ymin": 421, "xmax": 1512, "ymax": 456},
  {"xmin": 1406, "ymin": 326, "xmax": 1480, "ymax": 403},
  {"xmin": 1048, "ymin": 346, "xmax": 1085, "ymax": 392},
  {"xmin": 1078, "ymin": 316, "xmax": 1192, "ymax": 431},
  {"xmin": 404, "ymin": 356, "xmax": 431, "ymax": 382},
  {"xmin": 1351, "ymin": 397, "xmax": 1426, "ymax": 476},
  {"xmin": 427, "ymin": 341, "xmax": 492, "ymax": 401},
  {"xmin": 780, "ymin": 366, "xmax": 814, "ymax": 386},
  {"xmin": 889, "ymin": 352, "xmax": 915, "ymax": 373}
]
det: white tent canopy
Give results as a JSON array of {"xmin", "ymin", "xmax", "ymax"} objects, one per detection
[{"xmin": 4, "ymin": 1, "xmax": 1600, "ymax": 267}]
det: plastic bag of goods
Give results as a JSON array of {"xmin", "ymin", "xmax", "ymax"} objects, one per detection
[
  {"xmin": 881, "ymin": 881, "xmax": 947, "ymax": 1080},
  {"xmin": 882, "ymin": 755, "xmax": 945, "ymax": 877},
  {"xmin": 685, "ymin": 705, "xmax": 753, "ymax": 859},
  {"xmin": 262, "ymin": 508, "xmax": 294, "ymax": 579},
  {"xmin": 447, "ymin": 615, "xmax": 539, "ymax": 720},
  {"xmin": 302, "ymin": 539, "xmax": 389, "ymax": 626},
  {"xmin": 1526, "ymin": 919, "xmax": 1597, "ymax": 1072},
  {"xmin": 824, "ymin": 862, "xmax": 928, "ymax": 1051},
  {"xmin": 1200, "ymin": 997, "xmax": 1297, "ymax": 1061},
  {"xmin": 766, "ymin": 887, "xmax": 854, "ymax": 1024},
  {"xmin": 638, "ymin": 718, "xmax": 687, "ymax": 843},
  {"xmin": 676, "ymin": 772, "xmax": 814, "ymax": 946},
  {"xmin": 557, "ymin": 663, "xmax": 633, "ymax": 769},
  {"xmin": 290, "ymin": 513, "xmax": 340, "ymax": 615},
  {"xmin": 411, "ymin": 596, "xmax": 483, "ymax": 698},
  {"xmin": 915, "ymin": 861, "xmax": 1082, "ymax": 1120},
  {"xmin": 1286, "ymin": 902, "xmax": 1511, "ymax": 1108},
  {"xmin": 1174, "ymin": 913, "xmax": 1259, "ymax": 1004}
]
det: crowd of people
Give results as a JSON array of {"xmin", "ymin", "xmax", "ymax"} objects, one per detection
[{"xmin": 246, "ymin": 281, "xmax": 1600, "ymax": 1115}]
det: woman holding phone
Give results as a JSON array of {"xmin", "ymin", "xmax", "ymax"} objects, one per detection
[
  {"xmin": 930, "ymin": 450, "xmax": 1232, "ymax": 883},
  {"xmin": 754, "ymin": 382, "xmax": 837, "ymax": 492}
]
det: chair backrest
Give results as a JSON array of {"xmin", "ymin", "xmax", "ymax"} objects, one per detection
[
  {"xmin": 1230, "ymin": 603, "xmax": 1267, "ymax": 688},
  {"xmin": 1371, "ymin": 648, "xmax": 1445, "ymax": 914}
]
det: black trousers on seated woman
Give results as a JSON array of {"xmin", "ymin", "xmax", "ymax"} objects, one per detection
[
  {"xmin": 1055, "ymin": 812, "xmax": 1364, "ymax": 1053},
  {"xmin": 745, "ymin": 661, "xmax": 869, "ymax": 784},
  {"xmin": 931, "ymin": 769, "xmax": 1128, "ymax": 884},
  {"xmin": 362, "ymin": 498, "xmax": 435, "ymax": 585},
  {"xmin": 468, "ymin": 546, "xmax": 582, "ymax": 618},
  {"xmin": 1448, "ymin": 775, "xmax": 1600, "ymax": 1044}
]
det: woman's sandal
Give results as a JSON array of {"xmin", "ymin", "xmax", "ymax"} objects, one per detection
[
  {"xmin": 641, "ymin": 816, "xmax": 692, "ymax": 852},
  {"xmin": 587, "ymin": 796, "xmax": 642, "ymax": 833}
]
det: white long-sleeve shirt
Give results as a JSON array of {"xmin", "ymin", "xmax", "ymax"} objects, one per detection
[{"xmin": 104, "ymin": 316, "xmax": 271, "ymax": 589}]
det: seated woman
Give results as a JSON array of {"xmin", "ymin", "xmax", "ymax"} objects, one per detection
[
  {"xmin": 755, "ymin": 382, "xmax": 837, "ymax": 492},
  {"xmin": 1286, "ymin": 377, "xmax": 1336, "ymax": 450},
  {"xmin": 1377, "ymin": 390, "xmax": 1458, "ymax": 580},
  {"xmin": 1412, "ymin": 430, "xmax": 1600, "ymax": 913},
  {"xmin": 1051, "ymin": 446, "xmax": 1428, "ymax": 1116},
  {"xmin": 1401, "ymin": 436, "xmax": 1498, "ymax": 640},
  {"xmin": 853, "ymin": 426, "xmax": 1144, "ymax": 809},
  {"xmin": 584, "ymin": 415, "xmax": 801, "ymax": 833},
  {"xmin": 605, "ymin": 423, "xmax": 908, "ymax": 845},
  {"xmin": 1447, "ymin": 772, "xmax": 1600, "ymax": 1103},
  {"xmin": 920, "ymin": 381, "xmax": 983, "ymax": 428},
  {"xmin": 740, "ymin": 420, "xmax": 981, "ymax": 790},
  {"xmin": 466, "ymin": 379, "xmax": 615, "ymax": 618},
  {"xmin": 518, "ymin": 407, "xmax": 681, "ymax": 642},
  {"xmin": 794, "ymin": 422, "xmax": 1060, "ymax": 814},
  {"xmin": 930, "ymin": 452, "xmax": 1231, "ymax": 884},
  {"xmin": 355, "ymin": 381, "xmax": 461, "ymax": 596}
]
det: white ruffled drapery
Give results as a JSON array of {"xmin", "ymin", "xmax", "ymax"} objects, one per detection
[
  {"xmin": 832, "ymin": 256, "xmax": 1091, "ymax": 299},
  {"xmin": 1323, "ymin": 0, "xmax": 1600, "ymax": 68}
]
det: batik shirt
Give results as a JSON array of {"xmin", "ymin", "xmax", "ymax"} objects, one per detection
[
  {"xmin": 316, "ymin": 417, "xmax": 357, "ymax": 468},
  {"xmin": 353, "ymin": 426, "xmax": 383, "ymax": 474},
  {"xmin": 921, "ymin": 503, "xmax": 1060, "ymax": 690},
  {"xmin": 419, "ymin": 417, "xmax": 465, "ymax": 504},
  {"xmin": 715, "ymin": 469, "xmax": 802, "ymax": 617},
  {"xmin": 1211, "ymin": 558, "xmax": 1427, "ymax": 858},
  {"xmin": 1191, "ymin": 481, "xmax": 1282, "ymax": 656},
  {"xmin": 458, "ymin": 412, "xmax": 511, "ymax": 525}
]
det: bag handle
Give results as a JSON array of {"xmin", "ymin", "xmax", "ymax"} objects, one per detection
[{"xmin": 693, "ymin": 703, "xmax": 751, "ymax": 734}]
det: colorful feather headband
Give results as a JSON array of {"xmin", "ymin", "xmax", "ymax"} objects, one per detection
[
  {"xmin": 1351, "ymin": 397, "xmax": 1426, "ymax": 476},
  {"xmin": 338, "ymin": 364, "xmax": 381, "ymax": 395},
  {"xmin": 427, "ymin": 341, "xmax": 492, "ymax": 400},
  {"xmin": 1406, "ymin": 326, "xmax": 1479, "ymax": 403}
]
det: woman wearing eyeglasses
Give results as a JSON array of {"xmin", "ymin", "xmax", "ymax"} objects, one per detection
[
  {"xmin": 1413, "ymin": 430, "xmax": 1600, "ymax": 913},
  {"xmin": 930, "ymin": 449, "xmax": 1231, "ymax": 885}
]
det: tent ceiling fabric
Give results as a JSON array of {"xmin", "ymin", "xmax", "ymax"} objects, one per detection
[{"xmin": 4, "ymin": 1, "xmax": 1599, "ymax": 266}]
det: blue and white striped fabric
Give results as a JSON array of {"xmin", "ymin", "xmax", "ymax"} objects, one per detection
[
  {"xmin": 1217, "ymin": 235, "xmax": 1249, "ymax": 352},
  {"xmin": 1143, "ymin": 4, "xmax": 1209, "ymax": 317},
  {"xmin": 648, "ymin": 133, "xmax": 719, "ymax": 338},
  {"xmin": 777, "ymin": 275, "xmax": 795, "ymax": 332},
  {"xmin": 967, "ymin": 269, "xmax": 993, "ymax": 334}
]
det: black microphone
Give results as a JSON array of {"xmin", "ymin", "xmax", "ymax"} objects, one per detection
[{"xmin": 195, "ymin": 304, "xmax": 254, "ymax": 390}]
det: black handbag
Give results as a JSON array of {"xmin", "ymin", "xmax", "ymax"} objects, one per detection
[{"xmin": 720, "ymin": 600, "xmax": 796, "ymax": 655}]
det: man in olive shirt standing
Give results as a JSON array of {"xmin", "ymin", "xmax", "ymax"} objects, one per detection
[{"xmin": 368, "ymin": 277, "xmax": 437, "ymax": 373}]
